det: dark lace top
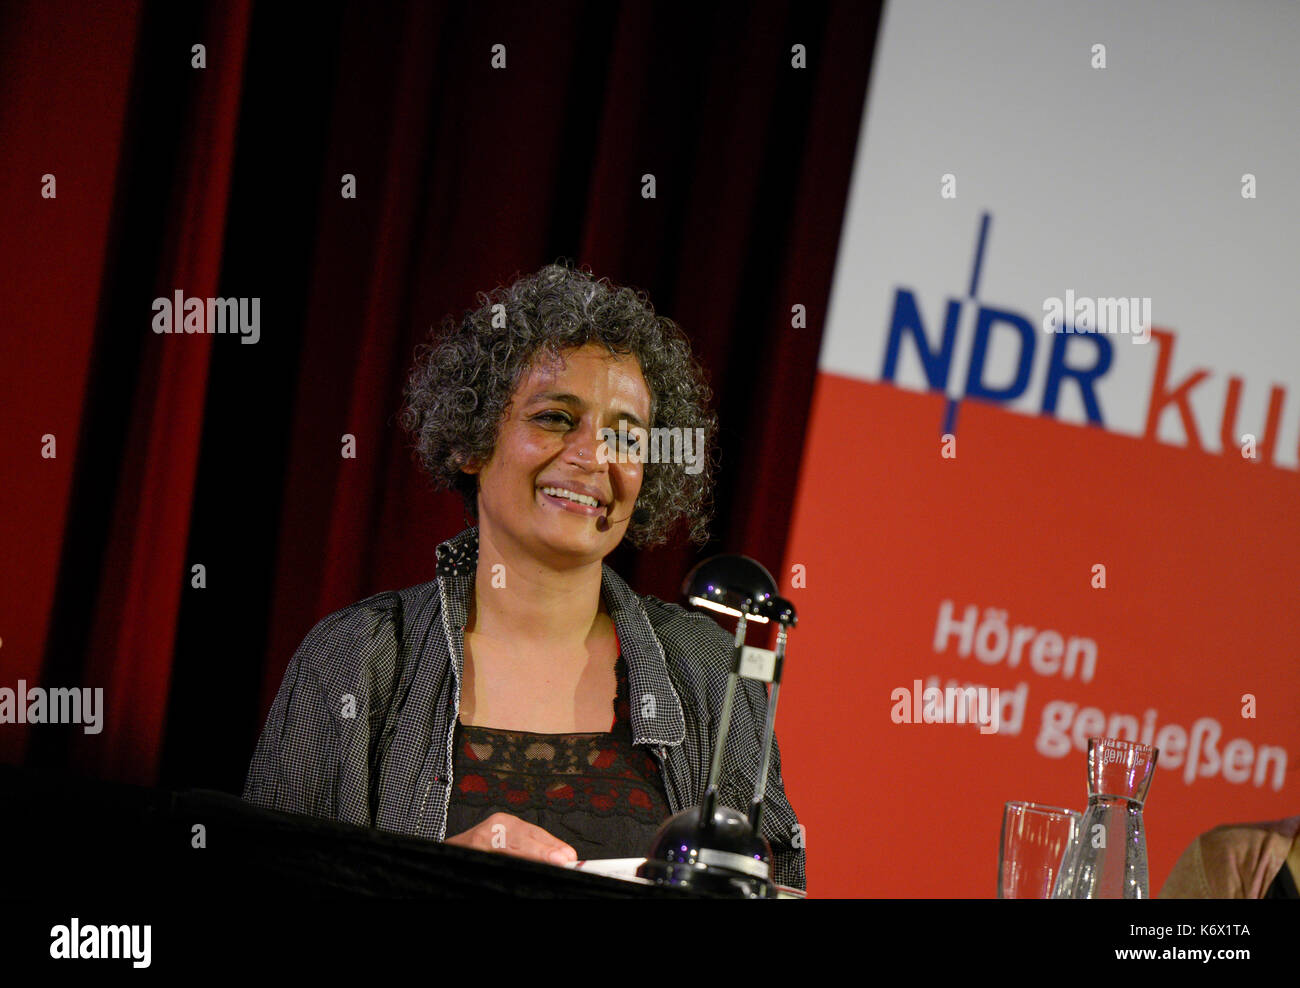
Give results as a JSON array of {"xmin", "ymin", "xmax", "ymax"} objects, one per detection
[{"xmin": 444, "ymin": 641, "xmax": 673, "ymax": 862}]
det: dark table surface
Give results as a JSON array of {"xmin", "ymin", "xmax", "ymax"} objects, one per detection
[{"xmin": 0, "ymin": 763, "xmax": 721, "ymax": 899}]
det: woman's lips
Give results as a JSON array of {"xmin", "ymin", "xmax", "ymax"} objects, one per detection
[{"xmin": 538, "ymin": 488, "xmax": 605, "ymax": 517}]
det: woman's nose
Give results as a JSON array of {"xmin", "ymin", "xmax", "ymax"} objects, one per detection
[{"xmin": 566, "ymin": 422, "xmax": 607, "ymax": 466}]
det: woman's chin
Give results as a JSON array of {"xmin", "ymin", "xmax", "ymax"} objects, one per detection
[{"xmin": 533, "ymin": 516, "xmax": 613, "ymax": 558}]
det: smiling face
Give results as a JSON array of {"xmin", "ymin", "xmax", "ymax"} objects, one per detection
[{"xmin": 464, "ymin": 343, "xmax": 653, "ymax": 567}]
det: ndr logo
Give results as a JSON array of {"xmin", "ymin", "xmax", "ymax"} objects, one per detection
[{"xmin": 877, "ymin": 214, "xmax": 1294, "ymax": 468}]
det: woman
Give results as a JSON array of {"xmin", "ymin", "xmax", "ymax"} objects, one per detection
[
  {"xmin": 1159, "ymin": 815, "xmax": 1300, "ymax": 898},
  {"xmin": 242, "ymin": 263, "xmax": 805, "ymax": 892}
]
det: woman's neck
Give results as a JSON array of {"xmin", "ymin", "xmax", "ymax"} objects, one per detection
[{"xmin": 466, "ymin": 527, "xmax": 607, "ymax": 652}]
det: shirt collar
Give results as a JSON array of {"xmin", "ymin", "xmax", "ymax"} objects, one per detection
[{"xmin": 434, "ymin": 526, "xmax": 686, "ymax": 747}]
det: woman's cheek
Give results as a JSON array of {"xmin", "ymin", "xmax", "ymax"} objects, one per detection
[{"xmin": 621, "ymin": 462, "xmax": 644, "ymax": 499}]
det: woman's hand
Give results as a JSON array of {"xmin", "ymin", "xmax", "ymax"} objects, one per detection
[{"xmin": 444, "ymin": 812, "xmax": 579, "ymax": 866}]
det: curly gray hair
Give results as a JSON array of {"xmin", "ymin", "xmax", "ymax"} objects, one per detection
[{"xmin": 399, "ymin": 262, "xmax": 719, "ymax": 548}]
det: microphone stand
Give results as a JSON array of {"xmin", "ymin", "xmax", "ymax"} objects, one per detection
[
  {"xmin": 748, "ymin": 615, "xmax": 789, "ymax": 836},
  {"xmin": 697, "ymin": 607, "xmax": 752, "ymax": 843}
]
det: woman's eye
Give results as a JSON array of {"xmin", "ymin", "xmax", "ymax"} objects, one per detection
[{"xmin": 535, "ymin": 412, "xmax": 572, "ymax": 426}]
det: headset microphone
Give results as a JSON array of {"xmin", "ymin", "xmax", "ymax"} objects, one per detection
[{"xmin": 595, "ymin": 505, "xmax": 647, "ymax": 532}]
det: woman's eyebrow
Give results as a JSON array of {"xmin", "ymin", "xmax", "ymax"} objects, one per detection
[{"xmin": 525, "ymin": 391, "xmax": 647, "ymax": 431}]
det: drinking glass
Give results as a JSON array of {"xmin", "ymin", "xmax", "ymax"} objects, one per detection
[{"xmin": 998, "ymin": 801, "xmax": 1080, "ymax": 898}]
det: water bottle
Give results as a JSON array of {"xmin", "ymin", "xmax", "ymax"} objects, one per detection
[{"xmin": 1052, "ymin": 737, "xmax": 1159, "ymax": 898}]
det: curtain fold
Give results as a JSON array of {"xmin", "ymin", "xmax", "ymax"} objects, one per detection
[
  {"xmin": 71, "ymin": 0, "xmax": 254, "ymax": 783},
  {"xmin": 0, "ymin": 0, "xmax": 144, "ymax": 766}
]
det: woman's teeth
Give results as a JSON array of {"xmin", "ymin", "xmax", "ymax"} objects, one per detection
[{"xmin": 540, "ymin": 486, "xmax": 600, "ymax": 507}]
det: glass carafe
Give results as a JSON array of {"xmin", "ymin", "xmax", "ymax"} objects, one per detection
[{"xmin": 1052, "ymin": 737, "xmax": 1158, "ymax": 898}]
